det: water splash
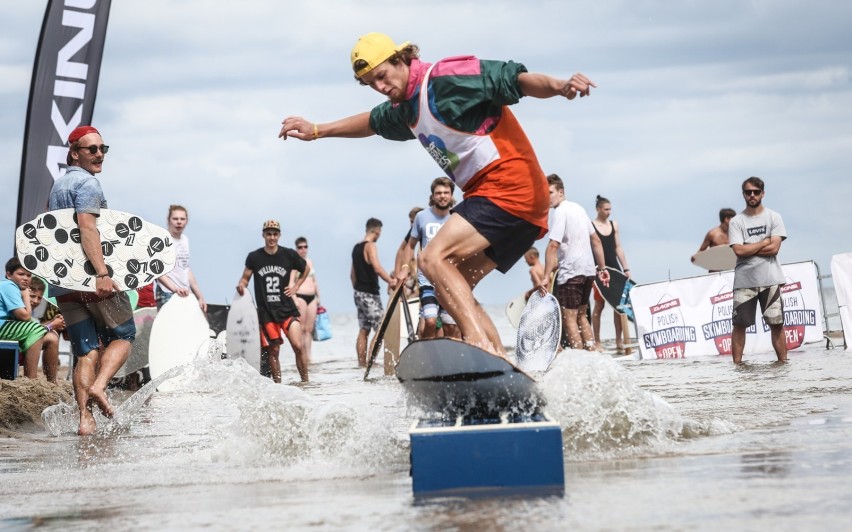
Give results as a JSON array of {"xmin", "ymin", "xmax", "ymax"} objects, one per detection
[
  {"xmin": 40, "ymin": 340, "xmax": 220, "ymax": 436},
  {"xmin": 541, "ymin": 350, "xmax": 686, "ymax": 459}
]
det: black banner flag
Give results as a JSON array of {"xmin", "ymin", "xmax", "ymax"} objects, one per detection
[{"xmin": 17, "ymin": 0, "xmax": 112, "ymax": 226}]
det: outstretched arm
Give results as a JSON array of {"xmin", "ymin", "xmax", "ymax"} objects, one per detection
[
  {"xmin": 279, "ymin": 112, "xmax": 374, "ymax": 141},
  {"xmin": 518, "ymin": 72, "xmax": 596, "ymax": 100}
]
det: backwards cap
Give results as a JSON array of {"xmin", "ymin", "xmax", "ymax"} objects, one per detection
[
  {"xmin": 350, "ymin": 33, "xmax": 410, "ymax": 78},
  {"xmin": 68, "ymin": 125, "xmax": 100, "ymax": 144}
]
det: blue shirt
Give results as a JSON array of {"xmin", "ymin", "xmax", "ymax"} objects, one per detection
[
  {"xmin": 48, "ymin": 165, "xmax": 107, "ymax": 213},
  {"xmin": 47, "ymin": 165, "xmax": 108, "ymax": 296},
  {"xmin": 410, "ymin": 207, "xmax": 450, "ymax": 287},
  {"xmin": 0, "ymin": 279, "xmax": 25, "ymax": 328}
]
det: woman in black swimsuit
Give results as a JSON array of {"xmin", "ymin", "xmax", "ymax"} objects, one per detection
[{"xmin": 292, "ymin": 236, "xmax": 320, "ymax": 363}]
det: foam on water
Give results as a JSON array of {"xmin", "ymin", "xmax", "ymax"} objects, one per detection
[
  {"xmin": 541, "ymin": 349, "xmax": 687, "ymax": 459},
  {"xmin": 145, "ymin": 347, "xmax": 411, "ymax": 479}
]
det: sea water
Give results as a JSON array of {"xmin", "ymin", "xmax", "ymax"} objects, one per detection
[{"xmin": 1, "ymin": 308, "xmax": 851, "ymax": 531}]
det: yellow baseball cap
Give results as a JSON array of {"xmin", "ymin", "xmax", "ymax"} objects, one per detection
[{"xmin": 351, "ymin": 33, "xmax": 411, "ymax": 78}]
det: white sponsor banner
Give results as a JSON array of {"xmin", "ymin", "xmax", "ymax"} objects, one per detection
[
  {"xmin": 631, "ymin": 261, "xmax": 824, "ymax": 359},
  {"xmin": 829, "ymin": 252, "xmax": 852, "ymax": 349}
]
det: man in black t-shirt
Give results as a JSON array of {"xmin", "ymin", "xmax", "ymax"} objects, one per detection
[{"xmin": 236, "ymin": 220, "xmax": 310, "ymax": 382}]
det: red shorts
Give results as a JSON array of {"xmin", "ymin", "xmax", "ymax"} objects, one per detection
[
  {"xmin": 260, "ymin": 317, "xmax": 299, "ymax": 347},
  {"xmin": 592, "ymin": 283, "xmax": 604, "ymax": 303}
]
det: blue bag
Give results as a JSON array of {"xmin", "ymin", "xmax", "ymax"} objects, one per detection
[{"xmin": 313, "ymin": 305, "xmax": 332, "ymax": 341}]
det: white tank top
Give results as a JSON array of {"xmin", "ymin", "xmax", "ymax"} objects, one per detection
[{"xmin": 410, "ymin": 64, "xmax": 501, "ymax": 188}]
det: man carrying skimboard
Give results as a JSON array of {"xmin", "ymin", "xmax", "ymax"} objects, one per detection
[
  {"xmin": 47, "ymin": 125, "xmax": 136, "ymax": 436},
  {"xmin": 692, "ymin": 208, "xmax": 736, "ymax": 272},
  {"xmin": 280, "ymin": 33, "xmax": 596, "ymax": 356}
]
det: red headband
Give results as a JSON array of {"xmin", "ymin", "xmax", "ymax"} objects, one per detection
[{"xmin": 68, "ymin": 126, "xmax": 100, "ymax": 144}]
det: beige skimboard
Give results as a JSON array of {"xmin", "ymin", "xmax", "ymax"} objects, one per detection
[
  {"xmin": 505, "ymin": 292, "xmax": 527, "ymax": 329},
  {"xmin": 363, "ymin": 283, "xmax": 406, "ymax": 380},
  {"xmin": 693, "ymin": 246, "xmax": 736, "ymax": 271}
]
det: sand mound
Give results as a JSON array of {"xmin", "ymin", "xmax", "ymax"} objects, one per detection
[{"xmin": 0, "ymin": 378, "xmax": 73, "ymax": 429}]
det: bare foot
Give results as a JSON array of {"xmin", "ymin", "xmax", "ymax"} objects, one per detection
[
  {"xmin": 87, "ymin": 386, "xmax": 115, "ymax": 418},
  {"xmin": 78, "ymin": 410, "xmax": 97, "ymax": 436}
]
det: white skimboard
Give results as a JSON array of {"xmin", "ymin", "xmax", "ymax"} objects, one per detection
[
  {"xmin": 226, "ymin": 291, "xmax": 261, "ymax": 372},
  {"xmin": 693, "ymin": 246, "xmax": 736, "ymax": 271},
  {"xmin": 505, "ymin": 292, "xmax": 527, "ymax": 329},
  {"xmin": 148, "ymin": 293, "xmax": 210, "ymax": 390},
  {"xmin": 516, "ymin": 291, "xmax": 562, "ymax": 372},
  {"xmin": 16, "ymin": 208, "xmax": 176, "ymax": 292}
]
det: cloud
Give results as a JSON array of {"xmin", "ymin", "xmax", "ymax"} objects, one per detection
[{"xmin": 2, "ymin": 0, "xmax": 850, "ymax": 315}]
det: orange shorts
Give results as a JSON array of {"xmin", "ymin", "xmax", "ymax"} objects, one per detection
[{"xmin": 260, "ymin": 317, "xmax": 299, "ymax": 347}]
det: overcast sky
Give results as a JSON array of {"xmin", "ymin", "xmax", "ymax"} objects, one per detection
[{"xmin": 1, "ymin": 1, "xmax": 850, "ymax": 313}]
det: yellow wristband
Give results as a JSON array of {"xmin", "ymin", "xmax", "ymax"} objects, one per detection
[
  {"xmin": 401, "ymin": 264, "xmax": 410, "ymax": 270},
  {"xmin": 312, "ymin": 123, "xmax": 318, "ymax": 140}
]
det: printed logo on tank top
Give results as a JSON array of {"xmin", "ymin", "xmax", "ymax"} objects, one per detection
[
  {"xmin": 747, "ymin": 225, "xmax": 767, "ymax": 238},
  {"xmin": 417, "ymin": 133, "xmax": 460, "ymax": 181}
]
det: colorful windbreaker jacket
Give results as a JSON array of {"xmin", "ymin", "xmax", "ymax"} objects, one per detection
[{"xmin": 369, "ymin": 57, "xmax": 549, "ymax": 236}]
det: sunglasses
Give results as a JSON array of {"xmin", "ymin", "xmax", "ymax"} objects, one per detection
[
  {"xmin": 76, "ymin": 144, "xmax": 109, "ymax": 154},
  {"xmin": 743, "ymin": 189, "xmax": 762, "ymax": 196},
  {"xmin": 297, "ymin": 245, "xmax": 308, "ymax": 249}
]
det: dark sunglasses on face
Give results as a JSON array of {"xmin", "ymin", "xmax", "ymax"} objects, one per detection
[
  {"xmin": 76, "ymin": 144, "xmax": 109, "ymax": 154},
  {"xmin": 743, "ymin": 189, "xmax": 762, "ymax": 196},
  {"xmin": 297, "ymin": 245, "xmax": 308, "ymax": 249}
]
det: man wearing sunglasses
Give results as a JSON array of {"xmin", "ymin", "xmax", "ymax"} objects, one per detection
[
  {"xmin": 279, "ymin": 33, "xmax": 595, "ymax": 357},
  {"xmin": 47, "ymin": 125, "xmax": 136, "ymax": 435},
  {"xmin": 728, "ymin": 176, "xmax": 788, "ymax": 364}
]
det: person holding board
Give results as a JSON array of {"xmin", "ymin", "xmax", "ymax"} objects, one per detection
[
  {"xmin": 590, "ymin": 194, "xmax": 632, "ymax": 352},
  {"xmin": 540, "ymin": 175, "xmax": 610, "ymax": 350},
  {"xmin": 691, "ymin": 207, "xmax": 737, "ymax": 272},
  {"xmin": 47, "ymin": 125, "xmax": 136, "ymax": 435},
  {"xmin": 279, "ymin": 33, "xmax": 596, "ymax": 356}
]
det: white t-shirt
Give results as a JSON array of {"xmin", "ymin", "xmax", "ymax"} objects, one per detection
[
  {"xmin": 158, "ymin": 233, "xmax": 190, "ymax": 293},
  {"xmin": 548, "ymin": 200, "xmax": 596, "ymax": 284}
]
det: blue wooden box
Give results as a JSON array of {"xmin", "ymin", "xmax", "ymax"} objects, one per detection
[{"xmin": 409, "ymin": 412, "xmax": 564, "ymax": 496}]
